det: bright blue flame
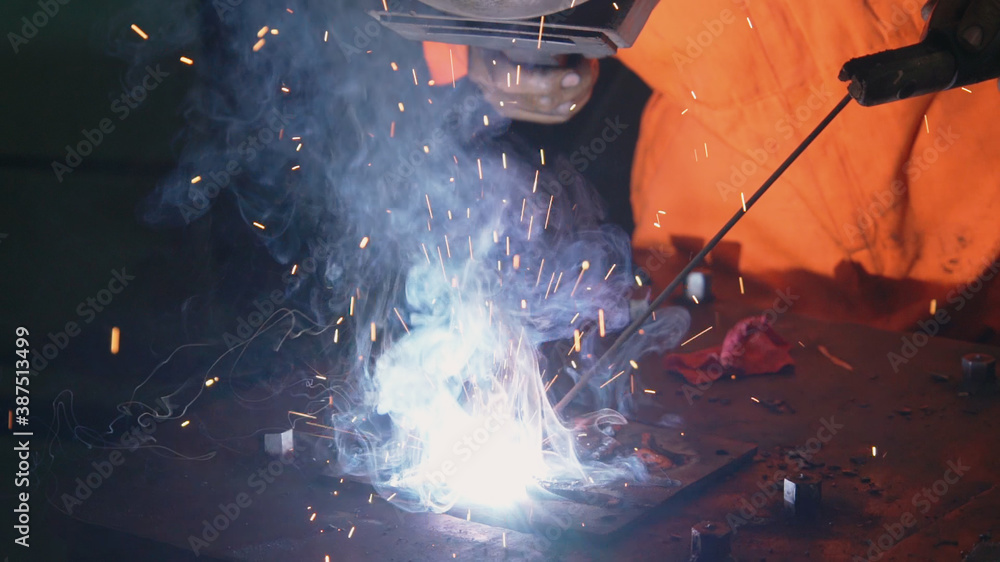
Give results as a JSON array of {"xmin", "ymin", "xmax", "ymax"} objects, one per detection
[{"xmin": 123, "ymin": 0, "xmax": 692, "ymax": 513}]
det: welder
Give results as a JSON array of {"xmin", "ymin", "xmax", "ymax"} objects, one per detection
[{"xmin": 386, "ymin": 0, "xmax": 1000, "ymax": 343}]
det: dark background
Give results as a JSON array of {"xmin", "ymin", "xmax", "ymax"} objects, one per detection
[{"xmin": 0, "ymin": 1, "xmax": 649, "ymax": 558}]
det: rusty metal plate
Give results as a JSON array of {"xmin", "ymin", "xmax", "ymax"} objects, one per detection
[{"xmin": 442, "ymin": 423, "xmax": 757, "ymax": 536}]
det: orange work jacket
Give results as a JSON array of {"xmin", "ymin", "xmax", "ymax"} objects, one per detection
[{"xmin": 424, "ymin": 0, "xmax": 1000, "ymax": 342}]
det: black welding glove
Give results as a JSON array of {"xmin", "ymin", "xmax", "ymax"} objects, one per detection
[{"xmin": 922, "ymin": 0, "xmax": 1000, "ymax": 90}]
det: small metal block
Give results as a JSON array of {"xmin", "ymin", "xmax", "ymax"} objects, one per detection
[
  {"xmin": 685, "ymin": 271, "xmax": 712, "ymax": 303},
  {"xmin": 784, "ymin": 473, "xmax": 822, "ymax": 519},
  {"xmin": 264, "ymin": 429, "xmax": 294, "ymax": 457},
  {"xmin": 962, "ymin": 353, "xmax": 996, "ymax": 394},
  {"xmin": 690, "ymin": 520, "xmax": 733, "ymax": 561}
]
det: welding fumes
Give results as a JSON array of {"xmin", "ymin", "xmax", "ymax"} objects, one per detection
[
  {"xmin": 325, "ymin": 85, "xmax": 691, "ymax": 511},
  {"xmin": 119, "ymin": 0, "xmax": 1000, "ymax": 518},
  {"xmin": 127, "ymin": 0, "xmax": 690, "ymax": 514}
]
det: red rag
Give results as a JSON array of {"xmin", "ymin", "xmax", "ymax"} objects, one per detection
[{"xmin": 663, "ymin": 315, "xmax": 794, "ymax": 385}]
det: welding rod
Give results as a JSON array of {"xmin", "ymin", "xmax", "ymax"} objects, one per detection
[{"xmin": 553, "ymin": 93, "xmax": 854, "ymax": 414}]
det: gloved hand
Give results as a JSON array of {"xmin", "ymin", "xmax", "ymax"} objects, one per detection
[
  {"xmin": 466, "ymin": 48, "xmax": 599, "ymax": 124},
  {"xmin": 922, "ymin": 0, "xmax": 1000, "ymax": 90}
]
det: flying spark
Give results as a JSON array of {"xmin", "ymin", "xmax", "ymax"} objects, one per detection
[
  {"xmin": 681, "ymin": 326, "xmax": 713, "ymax": 346},
  {"xmin": 599, "ymin": 370, "xmax": 625, "ymax": 389}
]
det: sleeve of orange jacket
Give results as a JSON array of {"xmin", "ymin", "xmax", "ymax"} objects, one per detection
[
  {"xmin": 422, "ymin": 42, "xmax": 469, "ymax": 85},
  {"xmin": 617, "ymin": 0, "xmax": 1000, "ymax": 336}
]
